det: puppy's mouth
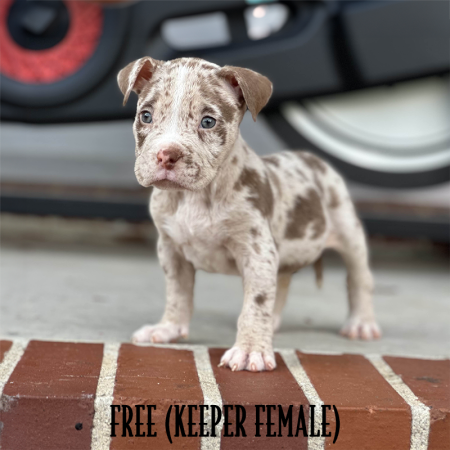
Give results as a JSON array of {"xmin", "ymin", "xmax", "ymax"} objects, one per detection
[
  {"xmin": 152, "ymin": 179, "xmax": 185, "ymax": 190},
  {"xmin": 146, "ymin": 168, "xmax": 188, "ymax": 190}
]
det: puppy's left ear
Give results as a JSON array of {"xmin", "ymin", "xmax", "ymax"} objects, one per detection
[
  {"xmin": 219, "ymin": 66, "xmax": 272, "ymax": 121},
  {"xmin": 117, "ymin": 56, "xmax": 162, "ymax": 106}
]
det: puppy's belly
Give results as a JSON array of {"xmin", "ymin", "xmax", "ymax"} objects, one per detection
[
  {"xmin": 278, "ymin": 235, "xmax": 328, "ymax": 271},
  {"xmin": 181, "ymin": 244, "xmax": 239, "ymax": 275}
]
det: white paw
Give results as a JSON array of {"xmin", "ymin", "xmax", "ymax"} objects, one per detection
[
  {"xmin": 218, "ymin": 346, "xmax": 276, "ymax": 372},
  {"xmin": 131, "ymin": 323, "xmax": 188, "ymax": 344},
  {"xmin": 340, "ymin": 316, "xmax": 381, "ymax": 340}
]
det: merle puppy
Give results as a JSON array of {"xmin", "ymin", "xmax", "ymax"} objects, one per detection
[{"xmin": 117, "ymin": 56, "xmax": 380, "ymax": 372}]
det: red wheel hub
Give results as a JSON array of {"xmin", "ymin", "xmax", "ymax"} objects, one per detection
[{"xmin": 0, "ymin": 0, "xmax": 103, "ymax": 84}]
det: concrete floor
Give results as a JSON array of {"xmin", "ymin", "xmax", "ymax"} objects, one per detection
[{"xmin": 1, "ymin": 215, "xmax": 449, "ymax": 358}]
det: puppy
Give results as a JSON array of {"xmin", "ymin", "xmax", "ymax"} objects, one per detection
[{"xmin": 117, "ymin": 56, "xmax": 381, "ymax": 372}]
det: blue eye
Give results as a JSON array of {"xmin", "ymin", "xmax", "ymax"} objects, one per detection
[
  {"xmin": 141, "ymin": 111, "xmax": 152, "ymax": 124},
  {"xmin": 201, "ymin": 116, "xmax": 216, "ymax": 129}
]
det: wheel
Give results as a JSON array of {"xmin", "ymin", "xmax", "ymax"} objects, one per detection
[
  {"xmin": 265, "ymin": 76, "xmax": 450, "ymax": 188},
  {"xmin": 0, "ymin": 0, "xmax": 128, "ymax": 107}
]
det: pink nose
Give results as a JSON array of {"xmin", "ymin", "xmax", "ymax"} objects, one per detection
[{"xmin": 157, "ymin": 147, "xmax": 182, "ymax": 170}]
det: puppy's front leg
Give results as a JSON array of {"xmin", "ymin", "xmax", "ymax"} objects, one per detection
[
  {"xmin": 220, "ymin": 236, "xmax": 278, "ymax": 372},
  {"xmin": 132, "ymin": 236, "xmax": 195, "ymax": 344}
]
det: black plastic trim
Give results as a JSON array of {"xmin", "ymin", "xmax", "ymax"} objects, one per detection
[
  {"xmin": 1, "ymin": 194, "xmax": 448, "ymax": 242},
  {"xmin": 0, "ymin": 195, "xmax": 150, "ymax": 221},
  {"xmin": 360, "ymin": 212, "xmax": 449, "ymax": 243}
]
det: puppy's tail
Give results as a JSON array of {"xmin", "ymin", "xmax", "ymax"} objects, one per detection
[{"xmin": 313, "ymin": 256, "xmax": 323, "ymax": 289}]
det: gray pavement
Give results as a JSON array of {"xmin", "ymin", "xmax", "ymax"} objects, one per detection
[{"xmin": 1, "ymin": 215, "xmax": 449, "ymax": 358}]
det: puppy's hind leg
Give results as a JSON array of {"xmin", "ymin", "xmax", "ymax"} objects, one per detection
[
  {"xmin": 273, "ymin": 273, "xmax": 291, "ymax": 332},
  {"xmin": 326, "ymin": 191, "xmax": 381, "ymax": 340}
]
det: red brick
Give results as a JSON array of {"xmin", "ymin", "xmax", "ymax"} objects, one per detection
[
  {"xmin": 384, "ymin": 356, "xmax": 450, "ymax": 450},
  {"xmin": 0, "ymin": 340, "xmax": 13, "ymax": 363},
  {"xmin": 297, "ymin": 352, "xmax": 411, "ymax": 450},
  {"xmin": 209, "ymin": 349, "xmax": 309, "ymax": 450},
  {"xmin": 111, "ymin": 344, "xmax": 203, "ymax": 450},
  {"xmin": 0, "ymin": 340, "xmax": 104, "ymax": 450}
]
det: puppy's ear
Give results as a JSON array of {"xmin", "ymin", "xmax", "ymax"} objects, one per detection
[
  {"xmin": 117, "ymin": 57, "xmax": 162, "ymax": 106},
  {"xmin": 219, "ymin": 66, "xmax": 272, "ymax": 121}
]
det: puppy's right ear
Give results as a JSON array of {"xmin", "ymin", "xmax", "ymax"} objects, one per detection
[
  {"xmin": 218, "ymin": 66, "xmax": 272, "ymax": 122},
  {"xmin": 117, "ymin": 57, "xmax": 162, "ymax": 105}
]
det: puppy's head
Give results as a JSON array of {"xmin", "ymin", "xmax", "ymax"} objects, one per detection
[{"xmin": 118, "ymin": 57, "xmax": 272, "ymax": 191}]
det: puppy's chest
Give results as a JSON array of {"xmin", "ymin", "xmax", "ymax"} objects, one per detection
[{"xmin": 163, "ymin": 204, "xmax": 236, "ymax": 274}]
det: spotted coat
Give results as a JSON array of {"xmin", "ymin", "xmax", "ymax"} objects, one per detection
[{"xmin": 118, "ymin": 57, "xmax": 381, "ymax": 372}]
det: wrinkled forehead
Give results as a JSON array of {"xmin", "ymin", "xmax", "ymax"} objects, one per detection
[{"xmin": 138, "ymin": 58, "xmax": 233, "ymax": 115}]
